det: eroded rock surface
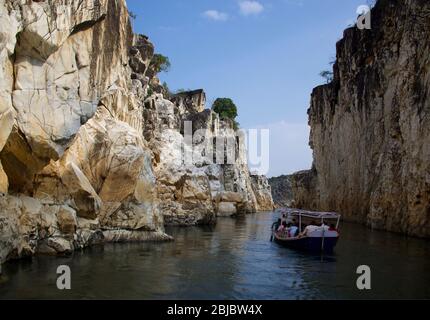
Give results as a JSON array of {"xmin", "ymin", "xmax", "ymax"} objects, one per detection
[
  {"xmin": 251, "ymin": 175, "xmax": 274, "ymax": 211},
  {"xmin": 268, "ymin": 175, "xmax": 294, "ymax": 208},
  {"xmin": 0, "ymin": 0, "xmax": 273, "ymax": 267},
  {"xmin": 147, "ymin": 92, "xmax": 272, "ymax": 225},
  {"xmin": 0, "ymin": 0, "xmax": 169, "ymax": 266},
  {"xmin": 292, "ymin": 0, "xmax": 430, "ymax": 237}
]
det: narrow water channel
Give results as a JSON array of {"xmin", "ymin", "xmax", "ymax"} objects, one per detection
[{"xmin": 1, "ymin": 212, "xmax": 429, "ymax": 299}]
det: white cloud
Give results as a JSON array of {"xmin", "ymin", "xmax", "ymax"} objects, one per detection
[
  {"xmin": 203, "ymin": 10, "xmax": 228, "ymax": 21},
  {"xmin": 239, "ymin": 1, "xmax": 264, "ymax": 16}
]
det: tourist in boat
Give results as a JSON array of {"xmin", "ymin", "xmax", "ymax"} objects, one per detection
[
  {"xmin": 298, "ymin": 221, "xmax": 319, "ymax": 237},
  {"xmin": 289, "ymin": 223, "xmax": 299, "ymax": 238},
  {"xmin": 285, "ymin": 223, "xmax": 292, "ymax": 237},
  {"xmin": 281, "ymin": 213, "xmax": 287, "ymax": 224},
  {"xmin": 278, "ymin": 221, "xmax": 288, "ymax": 233},
  {"xmin": 328, "ymin": 224, "xmax": 339, "ymax": 233},
  {"xmin": 272, "ymin": 218, "xmax": 282, "ymax": 232},
  {"xmin": 285, "ymin": 223, "xmax": 295, "ymax": 238}
]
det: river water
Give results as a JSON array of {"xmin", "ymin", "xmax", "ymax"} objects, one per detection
[{"xmin": 0, "ymin": 212, "xmax": 429, "ymax": 299}]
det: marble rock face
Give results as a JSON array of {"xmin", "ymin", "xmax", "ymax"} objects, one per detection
[
  {"xmin": 0, "ymin": 0, "xmax": 168, "ymax": 266},
  {"xmin": 1, "ymin": 0, "xmax": 133, "ymax": 194},
  {"xmin": 268, "ymin": 175, "xmax": 294, "ymax": 208},
  {"xmin": 291, "ymin": 0, "xmax": 430, "ymax": 237},
  {"xmin": 0, "ymin": 194, "xmax": 104, "ymax": 263},
  {"xmin": 140, "ymin": 81, "xmax": 274, "ymax": 225},
  {"xmin": 148, "ymin": 100, "xmax": 274, "ymax": 224},
  {"xmin": 251, "ymin": 175, "xmax": 274, "ymax": 212},
  {"xmin": 0, "ymin": 0, "xmax": 273, "ymax": 266}
]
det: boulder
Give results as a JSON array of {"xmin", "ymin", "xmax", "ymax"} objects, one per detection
[
  {"xmin": 219, "ymin": 191, "xmax": 244, "ymax": 203},
  {"xmin": 217, "ymin": 202, "xmax": 237, "ymax": 217},
  {"xmin": 57, "ymin": 206, "xmax": 78, "ymax": 235},
  {"xmin": 46, "ymin": 238, "xmax": 73, "ymax": 255}
]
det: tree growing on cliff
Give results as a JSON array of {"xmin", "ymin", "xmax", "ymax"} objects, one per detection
[
  {"xmin": 319, "ymin": 70, "xmax": 333, "ymax": 83},
  {"xmin": 212, "ymin": 98, "xmax": 239, "ymax": 129},
  {"xmin": 212, "ymin": 98, "xmax": 238, "ymax": 119},
  {"xmin": 162, "ymin": 82, "xmax": 172, "ymax": 98},
  {"xmin": 150, "ymin": 54, "xmax": 171, "ymax": 73},
  {"xmin": 128, "ymin": 10, "xmax": 137, "ymax": 29},
  {"xmin": 128, "ymin": 10, "xmax": 137, "ymax": 21}
]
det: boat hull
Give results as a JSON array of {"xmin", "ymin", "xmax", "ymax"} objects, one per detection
[{"xmin": 274, "ymin": 235, "xmax": 339, "ymax": 253}]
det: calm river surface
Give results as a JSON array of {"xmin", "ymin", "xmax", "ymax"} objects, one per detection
[{"xmin": 0, "ymin": 212, "xmax": 429, "ymax": 299}]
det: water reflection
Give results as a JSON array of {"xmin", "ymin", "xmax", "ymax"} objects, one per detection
[{"xmin": 0, "ymin": 212, "xmax": 429, "ymax": 299}]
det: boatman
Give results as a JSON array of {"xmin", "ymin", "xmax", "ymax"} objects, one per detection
[{"xmin": 272, "ymin": 218, "xmax": 282, "ymax": 232}]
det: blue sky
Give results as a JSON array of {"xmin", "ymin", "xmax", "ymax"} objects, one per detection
[{"xmin": 127, "ymin": 0, "xmax": 365, "ymax": 177}]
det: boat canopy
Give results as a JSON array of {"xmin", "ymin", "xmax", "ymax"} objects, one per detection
[{"xmin": 279, "ymin": 208, "xmax": 341, "ymax": 219}]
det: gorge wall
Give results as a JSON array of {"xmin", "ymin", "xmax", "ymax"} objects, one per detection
[
  {"xmin": 292, "ymin": 0, "xmax": 430, "ymax": 237},
  {"xmin": 0, "ymin": 0, "xmax": 273, "ymax": 266},
  {"xmin": 268, "ymin": 175, "xmax": 294, "ymax": 208}
]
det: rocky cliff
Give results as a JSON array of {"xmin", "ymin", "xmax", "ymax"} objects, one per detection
[
  {"xmin": 0, "ymin": 0, "xmax": 272, "ymax": 266},
  {"xmin": 292, "ymin": 0, "xmax": 430, "ymax": 237},
  {"xmin": 268, "ymin": 175, "xmax": 294, "ymax": 208},
  {"xmin": 250, "ymin": 175, "xmax": 274, "ymax": 212}
]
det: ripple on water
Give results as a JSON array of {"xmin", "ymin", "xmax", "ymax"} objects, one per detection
[{"xmin": 0, "ymin": 212, "xmax": 430, "ymax": 299}]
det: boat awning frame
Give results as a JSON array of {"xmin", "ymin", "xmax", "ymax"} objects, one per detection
[{"xmin": 281, "ymin": 208, "xmax": 341, "ymax": 219}]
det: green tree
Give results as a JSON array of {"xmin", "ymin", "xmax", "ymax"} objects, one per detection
[
  {"xmin": 128, "ymin": 10, "xmax": 137, "ymax": 21},
  {"xmin": 150, "ymin": 54, "xmax": 171, "ymax": 73},
  {"xmin": 162, "ymin": 82, "xmax": 172, "ymax": 97},
  {"xmin": 128, "ymin": 10, "xmax": 137, "ymax": 29},
  {"xmin": 212, "ymin": 98, "xmax": 238, "ymax": 120},
  {"xmin": 212, "ymin": 98, "xmax": 239, "ymax": 130}
]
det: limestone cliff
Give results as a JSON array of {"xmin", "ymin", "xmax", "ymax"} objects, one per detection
[
  {"xmin": 292, "ymin": 0, "xmax": 430, "ymax": 237},
  {"xmin": 251, "ymin": 175, "xmax": 274, "ymax": 211},
  {"xmin": 268, "ymin": 175, "xmax": 294, "ymax": 208},
  {"xmin": 0, "ymin": 0, "xmax": 173, "ymax": 266},
  {"xmin": 0, "ymin": 0, "xmax": 273, "ymax": 266},
  {"xmin": 144, "ymin": 90, "xmax": 272, "ymax": 224}
]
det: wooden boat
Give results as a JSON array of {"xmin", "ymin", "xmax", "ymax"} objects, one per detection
[{"xmin": 272, "ymin": 209, "xmax": 341, "ymax": 253}]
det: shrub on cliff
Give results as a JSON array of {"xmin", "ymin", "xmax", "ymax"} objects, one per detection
[
  {"xmin": 150, "ymin": 54, "xmax": 171, "ymax": 73},
  {"xmin": 319, "ymin": 70, "xmax": 333, "ymax": 83},
  {"xmin": 162, "ymin": 82, "xmax": 172, "ymax": 98},
  {"xmin": 212, "ymin": 98, "xmax": 238, "ymax": 119},
  {"xmin": 212, "ymin": 98, "xmax": 240, "ymax": 130}
]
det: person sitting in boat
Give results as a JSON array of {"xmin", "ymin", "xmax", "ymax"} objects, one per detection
[
  {"xmin": 272, "ymin": 218, "xmax": 282, "ymax": 232},
  {"xmin": 285, "ymin": 223, "xmax": 292, "ymax": 237},
  {"xmin": 289, "ymin": 222, "xmax": 299, "ymax": 238},
  {"xmin": 320, "ymin": 222, "xmax": 331, "ymax": 232},
  {"xmin": 281, "ymin": 213, "xmax": 287, "ymax": 224},
  {"xmin": 298, "ymin": 221, "xmax": 319, "ymax": 238},
  {"xmin": 328, "ymin": 224, "xmax": 339, "ymax": 235},
  {"xmin": 278, "ymin": 221, "xmax": 288, "ymax": 233}
]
